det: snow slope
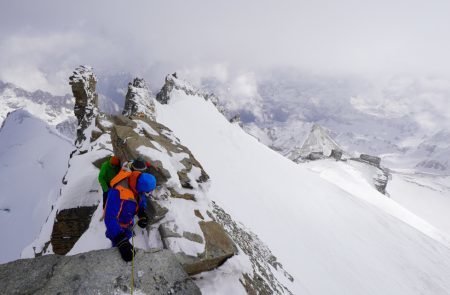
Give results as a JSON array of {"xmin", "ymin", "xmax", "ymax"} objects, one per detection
[
  {"xmin": 0, "ymin": 110, "xmax": 73, "ymax": 263},
  {"xmin": 388, "ymin": 172, "xmax": 450, "ymax": 237},
  {"xmin": 156, "ymin": 87, "xmax": 450, "ymax": 294}
]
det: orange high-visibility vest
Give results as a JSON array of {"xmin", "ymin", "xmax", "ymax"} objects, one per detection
[{"xmin": 109, "ymin": 170, "xmax": 142, "ymax": 202}]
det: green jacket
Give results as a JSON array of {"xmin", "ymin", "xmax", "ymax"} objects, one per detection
[{"xmin": 98, "ymin": 158, "xmax": 121, "ymax": 192}]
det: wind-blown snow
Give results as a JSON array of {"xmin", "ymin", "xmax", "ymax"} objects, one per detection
[
  {"xmin": 0, "ymin": 110, "xmax": 73, "ymax": 263},
  {"xmin": 156, "ymin": 88, "xmax": 450, "ymax": 294}
]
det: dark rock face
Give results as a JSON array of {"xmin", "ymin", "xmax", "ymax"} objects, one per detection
[
  {"xmin": 69, "ymin": 65, "xmax": 98, "ymax": 146},
  {"xmin": 374, "ymin": 168, "xmax": 390, "ymax": 195},
  {"xmin": 306, "ymin": 151, "xmax": 325, "ymax": 160},
  {"xmin": 50, "ymin": 206, "xmax": 97, "ymax": 255},
  {"xmin": 123, "ymin": 78, "xmax": 156, "ymax": 119},
  {"xmin": 330, "ymin": 149, "xmax": 343, "ymax": 160},
  {"xmin": 209, "ymin": 202, "xmax": 294, "ymax": 294},
  {"xmin": 360, "ymin": 154, "xmax": 381, "ymax": 167},
  {"xmin": 0, "ymin": 249, "xmax": 201, "ymax": 295}
]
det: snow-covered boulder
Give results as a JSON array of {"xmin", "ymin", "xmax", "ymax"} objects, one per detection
[{"xmin": 0, "ymin": 249, "xmax": 200, "ymax": 294}]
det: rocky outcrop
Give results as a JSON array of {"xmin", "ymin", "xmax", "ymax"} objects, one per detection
[
  {"xmin": 174, "ymin": 221, "xmax": 237, "ymax": 275},
  {"xmin": 0, "ymin": 249, "xmax": 200, "ymax": 294},
  {"xmin": 69, "ymin": 65, "xmax": 98, "ymax": 146},
  {"xmin": 50, "ymin": 206, "xmax": 97, "ymax": 255},
  {"xmin": 210, "ymin": 202, "xmax": 294, "ymax": 294},
  {"xmin": 110, "ymin": 113, "xmax": 237, "ymax": 275},
  {"xmin": 123, "ymin": 78, "xmax": 156, "ymax": 120},
  {"xmin": 359, "ymin": 154, "xmax": 381, "ymax": 167},
  {"xmin": 34, "ymin": 67, "xmax": 110, "ymax": 256},
  {"xmin": 156, "ymin": 73, "xmax": 197, "ymax": 104}
]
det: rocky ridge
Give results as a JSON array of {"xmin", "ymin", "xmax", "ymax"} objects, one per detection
[
  {"xmin": 0, "ymin": 249, "xmax": 200, "ymax": 294},
  {"xmin": 19, "ymin": 67, "xmax": 294, "ymax": 294}
]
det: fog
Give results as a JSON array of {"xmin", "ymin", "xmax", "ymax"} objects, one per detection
[{"xmin": 1, "ymin": 0, "xmax": 450, "ymax": 94}]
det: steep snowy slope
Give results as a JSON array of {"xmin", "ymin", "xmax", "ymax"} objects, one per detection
[
  {"xmin": 387, "ymin": 172, "xmax": 450, "ymax": 236},
  {"xmin": 156, "ymin": 80, "xmax": 450, "ymax": 294},
  {"xmin": 0, "ymin": 110, "xmax": 73, "ymax": 264}
]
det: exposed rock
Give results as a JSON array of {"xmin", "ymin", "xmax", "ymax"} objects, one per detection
[
  {"xmin": 159, "ymin": 224, "xmax": 182, "ymax": 239},
  {"xmin": 0, "ymin": 249, "xmax": 200, "ymax": 294},
  {"xmin": 194, "ymin": 210, "xmax": 205, "ymax": 220},
  {"xmin": 374, "ymin": 168, "xmax": 390, "ymax": 195},
  {"xmin": 306, "ymin": 151, "xmax": 325, "ymax": 160},
  {"xmin": 210, "ymin": 202, "xmax": 294, "ymax": 295},
  {"xmin": 360, "ymin": 154, "xmax": 381, "ymax": 167},
  {"xmin": 156, "ymin": 73, "xmax": 197, "ymax": 104},
  {"xmin": 110, "ymin": 115, "xmax": 209, "ymax": 186},
  {"xmin": 69, "ymin": 65, "xmax": 98, "ymax": 146},
  {"xmin": 50, "ymin": 206, "xmax": 97, "ymax": 255},
  {"xmin": 330, "ymin": 149, "xmax": 343, "ymax": 160},
  {"xmin": 183, "ymin": 231, "xmax": 204, "ymax": 244},
  {"xmin": 168, "ymin": 187, "xmax": 196, "ymax": 201},
  {"xmin": 147, "ymin": 199, "xmax": 169, "ymax": 225},
  {"xmin": 123, "ymin": 78, "xmax": 156, "ymax": 120},
  {"xmin": 175, "ymin": 221, "xmax": 237, "ymax": 275}
]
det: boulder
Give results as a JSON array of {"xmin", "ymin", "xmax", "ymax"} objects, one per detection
[
  {"xmin": 172, "ymin": 221, "xmax": 237, "ymax": 275},
  {"xmin": 0, "ymin": 249, "xmax": 200, "ymax": 295}
]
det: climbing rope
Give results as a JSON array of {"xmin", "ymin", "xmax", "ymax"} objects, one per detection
[{"xmin": 131, "ymin": 223, "xmax": 137, "ymax": 295}]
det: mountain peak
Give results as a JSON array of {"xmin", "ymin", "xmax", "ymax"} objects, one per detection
[
  {"xmin": 156, "ymin": 73, "xmax": 197, "ymax": 104},
  {"xmin": 290, "ymin": 123, "xmax": 343, "ymax": 161}
]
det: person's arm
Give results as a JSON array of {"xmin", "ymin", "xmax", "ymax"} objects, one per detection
[{"xmin": 98, "ymin": 162, "xmax": 109, "ymax": 192}]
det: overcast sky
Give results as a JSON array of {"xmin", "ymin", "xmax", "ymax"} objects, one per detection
[{"xmin": 1, "ymin": 0, "xmax": 450, "ymax": 94}]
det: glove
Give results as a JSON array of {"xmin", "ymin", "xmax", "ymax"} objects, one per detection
[
  {"xmin": 137, "ymin": 211, "xmax": 148, "ymax": 228},
  {"xmin": 117, "ymin": 238, "xmax": 134, "ymax": 262}
]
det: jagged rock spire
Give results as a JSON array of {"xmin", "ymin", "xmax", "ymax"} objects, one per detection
[
  {"xmin": 122, "ymin": 77, "xmax": 156, "ymax": 119},
  {"xmin": 156, "ymin": 73, "xmax": 196, "ymax": 104},
  {"xmin": 69, "ymin": 65, "xmax": 98, "ymax": 145}
]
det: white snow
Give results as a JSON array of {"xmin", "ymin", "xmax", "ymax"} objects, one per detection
[
  {"xmin": 0, "ymin": 110, "xmax": 73, "ymax": 263},
  {"xmin": 156, "ymin": 87, "xmax": 450, "ymax": 294},
  {"xmin": 388, "ymin": 172, "xmax": 450, "ymax": 237}
]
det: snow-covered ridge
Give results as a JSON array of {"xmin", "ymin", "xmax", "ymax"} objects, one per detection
[
  {"xmin": 156, "ymin": 79, "xmax": 450, "ymax": 294},
  {"xmin": 0, "ymin": 80, "xmax": 74, "ymax": 128},
  {"xmin": 23, "ymin": 69, "xmax": 294, "ymax": 294}
]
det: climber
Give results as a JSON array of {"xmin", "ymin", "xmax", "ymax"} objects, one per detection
[
  {"xmin": 122, "ymin": 156, "xmax": 151, "ymax": 172},
  {"xmin": 104, "ymin": 170, "xmax": 156, "ymax": 262},
  {"xmin": 98, "ymin": 155, "xmax": 121, "ymax": 208}
]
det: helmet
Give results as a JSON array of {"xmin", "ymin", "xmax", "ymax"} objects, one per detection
[
  {"xmin": 131, "ymin": 157, "xmax": 147, "ymax": 171},
  {"xmin": 136, "ymin": 173, "xmax": 156, "ymax": 193},
  {"xmin": 110, "ymin": 156, "xmax": 120, "ymax": 166}
]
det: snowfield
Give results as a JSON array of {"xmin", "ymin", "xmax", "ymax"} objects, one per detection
[
  {"xmin": 0, "ymin": 110, "xmax": 73, "ymax": 264},
  {"xmin": 156, "ymin": 88, "xmax": 450, "ymax": 295}
]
